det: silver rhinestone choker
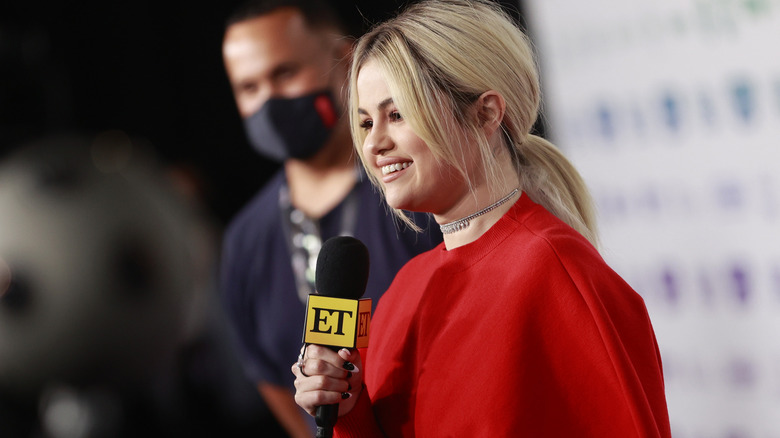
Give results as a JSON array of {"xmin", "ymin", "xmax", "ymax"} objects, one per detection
[{"xmin": 439, "ymin": 188, "xmax": 519, "ymax": 234}]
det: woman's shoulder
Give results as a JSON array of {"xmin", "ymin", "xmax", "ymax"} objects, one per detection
[
  {"xmin": 503, "ymin": 198, "xmax": 602, "ymax": 266},
  {"xmin": 511, "ymin": 201, "xmax": 646, "ymax": 311}
]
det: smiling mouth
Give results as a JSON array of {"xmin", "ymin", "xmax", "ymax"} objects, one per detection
[{"xmin": 381, "ymin": 162, "xmax": 412, "ymax": 176}]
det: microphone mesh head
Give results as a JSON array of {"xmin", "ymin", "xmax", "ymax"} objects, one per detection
[{"xmin": 314, "ymin": 236, "xmax": 369, "ymax": 299}]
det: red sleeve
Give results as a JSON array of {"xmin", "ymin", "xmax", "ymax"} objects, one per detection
[
  {"xmin": 333, "ymin": 384, "xmax": 384, "ymax": 438},
  {"xmin": 498, "ymin": 230, "xmax": 671, "ymax": 437}
]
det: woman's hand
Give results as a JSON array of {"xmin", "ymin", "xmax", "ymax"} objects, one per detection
[{"xmin": 292, "ymin": 344, "xmax": 364, "ymax": 417}]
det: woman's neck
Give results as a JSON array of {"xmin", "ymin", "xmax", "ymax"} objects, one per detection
[
  {"xmin": 436, "ymin": 184, "xmax": 520, "ymax": 250},
  {"xmin": 434, "ymin": 146, "xmax": 521, "ymax": 249}
]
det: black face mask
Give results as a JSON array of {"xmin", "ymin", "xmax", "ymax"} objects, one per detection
[{"xmin": 243, "ymin": 90, "xmax": 339, "ymax": 162}]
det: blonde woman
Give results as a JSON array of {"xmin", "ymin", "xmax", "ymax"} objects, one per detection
[{"xmin": 293, "ymin": 1, "xmax": 671, "ymax": 436}]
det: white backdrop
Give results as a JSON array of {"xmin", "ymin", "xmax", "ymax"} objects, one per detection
[{"xmin": 524, "ymin": 0, "xmax": 780, "ymax": 436}]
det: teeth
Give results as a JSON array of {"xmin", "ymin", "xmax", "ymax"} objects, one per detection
[{"xmin": 381, "ymin": 162, "xmax": 411, "ymax": 176}]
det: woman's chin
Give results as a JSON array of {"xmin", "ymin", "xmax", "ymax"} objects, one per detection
[{"xmin": 384, "ymin": 194, "xmax": 411, "ymax": 212}]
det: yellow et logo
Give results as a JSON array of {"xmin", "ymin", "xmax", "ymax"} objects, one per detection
[{"xmin": 303, "ymin": 295, "xmax": 371, "ymax": 349}]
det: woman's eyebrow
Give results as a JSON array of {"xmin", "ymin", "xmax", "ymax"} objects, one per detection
[{"xmin": 358, "ymin": 97, "xmax": 395, "ymax": 115}]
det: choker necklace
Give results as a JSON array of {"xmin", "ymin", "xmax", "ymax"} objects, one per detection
[{"xmin": 439, "ymin": 188, "xmax": 519, "ymax": 234}]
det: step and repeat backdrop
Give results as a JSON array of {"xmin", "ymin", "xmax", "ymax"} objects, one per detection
[{"xmin": 525, "ymin": 0, "xmax": 780, "ymax": 436}]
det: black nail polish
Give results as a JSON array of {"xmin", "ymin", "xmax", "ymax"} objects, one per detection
[
  {"xmin": 341, "ymin": 392, "xmax": 351, "ymax": 399},
  {"xmin": 343, "ymin": 361, "xmax": 355, "ymax": 371},
  {"xmin": 346, "ymin": 371, "xmax": 352, "ymax": 378},
  {"xmin": 347, "ymin": 383, "xmax": 352, "ymax": 391}
]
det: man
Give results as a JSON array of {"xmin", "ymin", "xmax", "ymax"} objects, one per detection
[{"xmin": 219, "ymin": 1, "xmax": 440, "ymax": 436}]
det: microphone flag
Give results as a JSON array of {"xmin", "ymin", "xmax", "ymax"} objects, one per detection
[{"xmin": 303, "ymin": 295, "xmax": 371, "ymax": 349}]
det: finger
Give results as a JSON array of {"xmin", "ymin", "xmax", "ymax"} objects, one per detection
[
  {"xmin": 304, "ymin": 345, "xmax": 357, "ymax": 377},
  {"xmin": 337, "ymin": 348, "xmax": 351, "ymax": 361},
  {"xmin": 292, "ymin": 360, "xmax": 351, "ymax": 394},
  {"xmin": 295, "ymin": 373, "xmax": 351, "ymax": 394},
  {"xmin": 337, "ymin": 348, "xmax": 360, "ymax": 373},
  {"xmin": 294, "ymin": 374, "xmax": 351, "ymax": 412},
  {"xmin": 298, "ymin": 357, "xmax": 351, "ymax": 379},
  {"xmin": 291, "ymin": 361, "xmax": 310, "ymax": 379},
  {"xmin": 294, "ymin": 386, "xmax": 349, "ymax": 417},
  {"xmin": 304, "ymin": 344, "xmax": 342, "ymax": 362}
]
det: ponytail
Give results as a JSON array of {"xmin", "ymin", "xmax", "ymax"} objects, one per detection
[{"xmin": 516, "ymin": 134, "xmax": 599, "ymax": 248}]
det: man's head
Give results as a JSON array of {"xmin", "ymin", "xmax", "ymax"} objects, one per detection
[
  {"xmin": 222, "ymin": 0, "xmax": 354, "ymax": 162},
  {"xmin": 223, "ymin": 0, "xmax": 353, "ymax": 118}
]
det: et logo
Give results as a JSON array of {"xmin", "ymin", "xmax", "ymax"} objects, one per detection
[{"xmin": 303, "ymin": 295, "xmax": 371, "ymax": 348}]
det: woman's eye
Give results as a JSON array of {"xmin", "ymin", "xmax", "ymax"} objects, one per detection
[
  {"xmin": 359, "ymin": 119, "xmax": 373, "ymax": 130},
  {"xmin": 389, "ymin": 111, "xmax": 403, "ymax": 122}
]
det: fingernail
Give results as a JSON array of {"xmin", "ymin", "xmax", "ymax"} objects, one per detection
[
  {"xmin": 341, "ymin": 392, "xmax": 351, "ymax": 399},
  {"xmin": 343, "ymin": 361, "xmax": 358, "ymax": 372},
  {"xmin": 347, "ymin": 383, "xmax": 352, "ymax": 391}
]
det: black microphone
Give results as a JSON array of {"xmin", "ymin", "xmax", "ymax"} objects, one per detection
[{"xmin": 303, "ymin": 236, "xmax": 371, "ymax": 438}]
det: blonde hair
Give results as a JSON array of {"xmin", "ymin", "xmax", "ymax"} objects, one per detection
[{"xmin": 349, "ymin": 0, "xmax": 598, "ymax": 247}]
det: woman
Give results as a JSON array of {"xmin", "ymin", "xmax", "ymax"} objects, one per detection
[{"xmin": 292, "ymin": 1, "xmax": 672, "ymax": 436}]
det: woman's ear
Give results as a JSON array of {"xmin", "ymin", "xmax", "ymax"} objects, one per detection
[{"xmin": 477, "ymin": 91, "xmax": 506, "ymax": 137}]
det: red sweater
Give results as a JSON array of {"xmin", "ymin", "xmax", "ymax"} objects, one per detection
[{"xmin": 335, "ymin": 194, "xmax": 671, "ymax": 437}]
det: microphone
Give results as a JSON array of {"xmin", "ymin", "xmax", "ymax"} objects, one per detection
[{"xmin": 302, "ymin": 236, "xmax": 371, "ymax": 438}]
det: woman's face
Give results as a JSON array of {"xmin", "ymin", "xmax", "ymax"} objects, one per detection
[{"xmin": 356, "ymin": 60, "xmax": 468, "ymax": 215}]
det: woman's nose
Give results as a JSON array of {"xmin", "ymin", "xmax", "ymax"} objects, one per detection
[{"xmin": 364, "ymin": 129, "xmax": 393, "ymax": 156}]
